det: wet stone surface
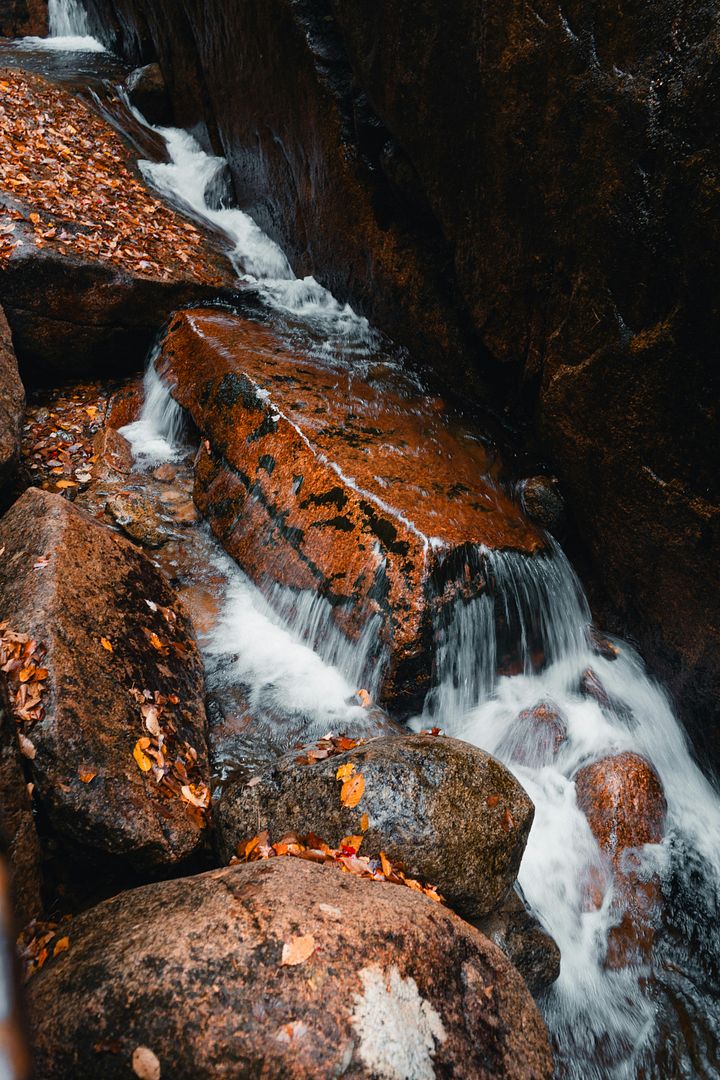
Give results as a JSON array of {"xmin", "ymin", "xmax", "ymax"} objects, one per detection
[
  {"xmin": 26, "ymin": 856, "xmax": 554, "ymax": 1080},
  {"xmin": 158, "ymin": 308, "xmax": 546, "ymax": 713},
  {"xmin": 216, "ymin": 733, "xmax": 535, "ymax": 923}
]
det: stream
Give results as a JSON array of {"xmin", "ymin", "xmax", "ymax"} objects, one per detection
[{"xmin": 6, "ymin": 5, "xmax": 720, "ymax": 1078}]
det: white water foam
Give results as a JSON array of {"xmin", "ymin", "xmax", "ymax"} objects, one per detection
[
  {"xmin": 120, "ymin": 372, "xmax": 387, "ymax": 750},
  {"xmin": 414, "ymin": 544, "xmax": 720, "ymax": 1078},
  {"xmin": 23, "ymin": 0, "xmax": 106, "ymax": 52},
  {"xmin": 135, "ymin": 126, "xmax": 378, "ymax": 354},
  {"xmin": 116, "ymin": 92, "xmax": 720, "ymax": 1077},
  {"xmin": 120, "ymin": 355, "xmax": 189, "ymax": 468}
]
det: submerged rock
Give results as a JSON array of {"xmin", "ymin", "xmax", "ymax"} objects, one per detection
[
  {"xmin": 125, "ymin": 63, "xmax": 172, "ymax": 126},
  {"xmin": 216, "ymin": 733, "xmax": 534, "ymax": 922},
  {"xmin": 105, "ymin": 490, "xmax": 170, "ymax": 548},
  {"xmin": 575, "ymin": 751, "xmax": 667, "ymax": 968},
  {"xmin": 497, "ymin": 700, "xmax": 568, "ymax": 768},
  {"xmin": 26, "ymin": 856, "xmax": 554, "ymax": 1079},
  {"xmin": 0, "ymin": 69, "xmax": 233, "ymax": 380},
  {"xmin": 0, "ymin": 305, "xmax": 24, "ymax": 491},
  {"xmin": 158, "ymin": 308, "xmax": 545, "ymax": 712},
  {"xmin": 0, "ymin": 488, "xmax": 210, "ymax": 875},
  {"xmin": 475, "ymin": 887, "xmax": 561, "ymax": 998},
  {"xmin": 575, "ymin": 752, "xmax": 666, "ymax": 860}
]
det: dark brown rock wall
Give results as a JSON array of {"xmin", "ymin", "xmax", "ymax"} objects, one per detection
[
  {"xmin": 76, "ymin": 0, "xmax": 720, "ymax": 765},
  {"xmin": 0, "ymin": 0, "xmax": 47, "ymax": 37}
]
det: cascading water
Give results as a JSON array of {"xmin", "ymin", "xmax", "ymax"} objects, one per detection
[
  {"xmin": 416, "ymin": 544, "xmax": 720, "ymax": 1079},
  {"xmin": 134, "ymin": 125, "xmax": 380, "ymax": 357},
  {"xmin": 23, "ymin": 0, "xmax": 106, "ymax": 51},
  {"xmin": 115, "ymin": 89, "xmax": 719, "ymax": 1080},
  {"xmin": 48, "ymin": 0, "xmax": 90, "ymax": 37}
]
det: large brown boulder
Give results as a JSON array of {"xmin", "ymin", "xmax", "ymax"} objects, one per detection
[
  {"xmin": 0, "ymin": 305, "xmax": 24, "ymax": 491},
  {"xmin": 216, "ymin": 733, "xmax": 534, "ymax": 922},
  {"xmin": 79, "ymin": 0, "xmax": 720, "ymax": 770},
  {"xmin": 158, "ymin": 308, "xmax": 544, "ymax": 712},
  {"xmin": 0, "ymin": 0, "xmax": 46, "ymax": 37},
  {"xmin": 0, "ymin": 68, "xmax": 233, "ymax": 380},
  {"xmin": 0, "ymin": 488, "xmax": 211, "ymax": 875},
  {"xmin": 26, "ymin": 856, "xmax": 553, "ymax": 1079}
]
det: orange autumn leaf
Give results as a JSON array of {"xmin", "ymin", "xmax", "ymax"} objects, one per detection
[
  {"xmin": 281, "ymin": 933, "xmax": 315, "ymax": 966},
  {"xmin": 78, "ymin": 769, "xmax": 96, "ymax": 783},
  {"xmin": 55, "ymin": 479, "xmax": 77, "ymax": 490},
  {"xmin": 18, "ymin": 667, "xmax": 35, "ymax": 683},
  {"xmin": 133, "ymin": 739, "xmax": 152, "ymax": 773},
  {"xmin": 53, "ymin": 936, "xmax": 70, "ymax": 956},
  {"xmin": 360, "ymin": 813, "xmax": 369, "ymax": 832},
  {"xmin": 380, "ymin": 851, "xmax": 393, "ymax": 878},
  {"xmin": 148, "ymin": 632, "xmax": 164, "ymax": 652},
  {"xmin": 339, "ymin": 835, "xmax": 363, "ymax": 853},
  {"xmin": 100, "ymin": 637, "xmax": 113, "ymax": 653},
  {"xmin": 335, "ymin": 762, "xmax": 356, "ymax": 781},
  {"xmin": 341, "ymin": 772, "xmax": 365, "ymax": 808}
]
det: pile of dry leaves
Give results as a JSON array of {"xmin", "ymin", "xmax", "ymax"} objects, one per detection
[
  {"xmin": 0, "ymin": 622, "xmax": 48, "ymax": 760},
  {"xmin": 233, "ymin": 830, "xmax": 444, "ymax": 904},
  {"xmin": 17, "ymin": 919, "xmax": 71, "ymax": 981},
  {"xmin": 22, "ymin": 381, "xmax": 112, "ymax": 494},
  {"xmin": 130, "ymin": 687, "xmax": 210, "ymax": 827},
  {"xmin": 0, "ymin": 69, "xmax": 226, "ymax": 284}
]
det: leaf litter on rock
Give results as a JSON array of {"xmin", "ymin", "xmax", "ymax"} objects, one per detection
[{"xmin": 233, "ymin": 831, "xmax": 444, "ymax": 905}]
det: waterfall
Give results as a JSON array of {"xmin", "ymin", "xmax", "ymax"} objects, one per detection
[
  {"xmin": 115, "ymin": 93, "xmax": 720, "ymax": 1078},
  {"xmin": 134, "ymin": 125, "xmax": 379, "ymax": 357},
  {"xmin": 22, "ymin": 0, "xmax": 106, "ymax": 51},
  {"xmin": 415, "ymin": 543, "xmax": 720, "ymax": 1079},
  {"xmin": 48, "ymin": 0, "xmax": 90, "ymax": 36}
]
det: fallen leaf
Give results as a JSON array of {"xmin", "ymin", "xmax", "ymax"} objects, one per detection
[
  {"xmin": 55, "ymin": 479, "xmax": 77, "ymax": 489},
  {"xmin": 132, "ymin": 1046, "xmax": 161, "ymax": 1080},
  {"xmin": 78, "ymin": 769, "xmax": 96, "ymax": 783},
  {"xmin": 380, "ymin": 851, "xmax": 393, "ymax": 878},
  {"xmin": 100, "ymin": 637, "xmax": 113, "ymax": 653},
  {"xmin": 336, "ymin": 762, "xmax": 356, "ymax": 781},
  {"xmin": 281, "ymin": 933, "xmax": 315, "ymax": 966},
  {"xmin": 133, "ymin": 739, "xmax": 152, "ymax": 773},
  {"xmin": 341, "ymin": 772, "xmax": 365, "ymax": 808},
  {"xmin": 339, "ymin": 835, "xmax": 363, "ymax": 853},
  {"xmin": 53, "ymin": 936, "xmax": 70, "ymax": 956},
  {"xmin": 360, "ymin": 813, "xmax": 369, "ymax": 831}
]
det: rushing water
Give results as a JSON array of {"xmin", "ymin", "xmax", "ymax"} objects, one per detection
[
  {"xmin": 12, "ymin": 13, "xmax": 720, "ymax": 1075},
  {"xmin": 123, "ymin": 348, "xmax": 720, "ymax": 1080},
  {"xmin": 117, "ymin": 95, "xmax": 720, "ymax": 1080}
]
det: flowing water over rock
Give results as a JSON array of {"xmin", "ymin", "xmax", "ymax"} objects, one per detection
[{"xmin": 2, "ymin": 25, "xmax": 719, "ymax": 1080}]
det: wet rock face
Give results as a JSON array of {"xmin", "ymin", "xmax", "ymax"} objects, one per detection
[
  {"xmin": 575, "ymin": 751, "xmax": 667, "ymax": 968},
  {"xmin": 0, "ymin": 488, "xmax": 210, "ymax": 876},
  {"xmin": 575, "ymin": 752, "xmax": 666, "ymax": 861},
  {"xmin": 216, "ymin": 733, "xmax": 534, "ymax": 923},
  {"xmin": 0, "ymin": 0, "xmax": 46, "ymax": 37},
  {"xmin": 81, "ymin": 0, "xmax": 720, "ymax": 769},
  {"xmin": 26, "ymin": 857, "xmax": 554, "ymax": 1080},
  {"xmin": 0, "ymin": 306, "xmax": 23, "ymax": 492},
  {"xmin": 159, "ymin": 308, "xmax": 544, "ymax": 711},
  {"xmin": 0, "ymin": 69, "xmax": 233, "ymax": 379},
  {"xmin": 125, "ymin": 63, "xmax": 171, "ymax": 126}
]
